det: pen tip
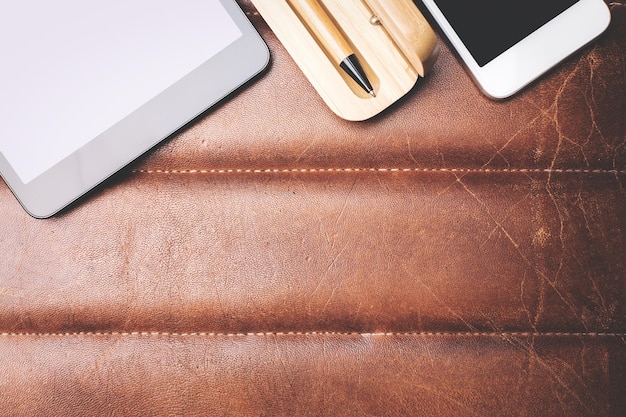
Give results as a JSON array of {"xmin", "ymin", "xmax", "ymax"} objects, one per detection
[{"xmin": 369, "ymin": 90, "xmax": 376, "ymax": 98}]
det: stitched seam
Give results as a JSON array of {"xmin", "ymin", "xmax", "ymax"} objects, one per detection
[
  {"xmin": 1, "ymin": 331, "xmax": 624, "ymax": 338},
  {"xmin": 133, "ymin": 168, "xmax": 626, "ymax": 175}
]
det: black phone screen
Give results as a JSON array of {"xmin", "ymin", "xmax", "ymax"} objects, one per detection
[{"xmin": 432, "ymin": 0, "xmax": 579, "ymax": 66}]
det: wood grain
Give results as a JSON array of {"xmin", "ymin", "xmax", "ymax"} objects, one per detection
[{"xmin": 252, "ymin": 0, "xmax": 438, "ymax": 120}]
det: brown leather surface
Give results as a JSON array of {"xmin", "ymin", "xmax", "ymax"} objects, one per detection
[{"xmin": 1, "ymin": 1, "xmax": 624, "ymax": 415}]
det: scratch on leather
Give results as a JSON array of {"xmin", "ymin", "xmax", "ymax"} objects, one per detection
[{"xmin": 453, "ymin": 174, "xmax": 588, "ymax": 329}]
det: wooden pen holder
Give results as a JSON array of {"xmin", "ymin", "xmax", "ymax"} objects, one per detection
[{"xmin": 252, "ymin": 0, "xmax": 439, "ymax": 121}]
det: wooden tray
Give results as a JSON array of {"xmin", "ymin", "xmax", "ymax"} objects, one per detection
[{"xmin": 252, "ymin": 0, "xmax": 439, "ymax": 121}]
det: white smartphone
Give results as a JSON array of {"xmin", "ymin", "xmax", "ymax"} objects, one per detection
[{"xmin": 420, "ymin": 0, "xmax": 611, "ymax": 99}]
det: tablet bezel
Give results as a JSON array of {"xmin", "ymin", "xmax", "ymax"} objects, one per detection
[
  {"xmin": 0, "ymin": 0, "xmax": 269, "ymax": 218},
  {"xmin": 421, "ymin": 0, "xmax": 611, "ymax": 99}
]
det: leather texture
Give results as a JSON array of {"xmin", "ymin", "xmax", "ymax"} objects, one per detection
[{"xmin": 1, "ymin": 1, "xmax": 624, "ymax": 415}]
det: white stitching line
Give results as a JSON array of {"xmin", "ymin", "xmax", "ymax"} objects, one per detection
[
  {"xmin": 132, "ymin": 168, "xmax": 626, "ymax": 175},
  {"xmin": 1, "ymin": 331, "xmax": 624, "ymax": 338}
]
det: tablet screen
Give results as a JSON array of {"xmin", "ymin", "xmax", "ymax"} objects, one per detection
[{"xmin": 0, "ymin": 0, "xmax": 242, "ymax": 184}]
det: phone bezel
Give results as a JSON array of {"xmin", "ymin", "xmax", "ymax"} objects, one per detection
[{"xmin": 420, "ymin": 0, "xmax": 611, "ymax": 99}]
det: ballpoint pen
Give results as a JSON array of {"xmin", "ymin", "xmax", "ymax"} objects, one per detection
[{"xmin": 287, "ymin": 0, "xmax": 376, "ymax": 97}]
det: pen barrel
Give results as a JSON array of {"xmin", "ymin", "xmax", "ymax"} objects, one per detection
[{"xmin": 287, "ymin": 0, "xmax": 352, "ymax": 64}]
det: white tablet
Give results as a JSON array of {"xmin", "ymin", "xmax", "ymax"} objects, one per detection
[
  {"xmin": 420, "ymin": 0, "xmax": 611, "ymax": 99},
  {"xmin": 0, "ymin": 0, "xmax": 269, "ymax": 218}
]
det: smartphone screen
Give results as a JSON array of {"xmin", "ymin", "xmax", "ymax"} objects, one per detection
[{"xmin": 432, "ymin": 0, "xmax": 579, "ymax": 66}]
